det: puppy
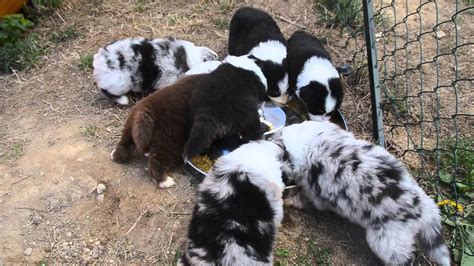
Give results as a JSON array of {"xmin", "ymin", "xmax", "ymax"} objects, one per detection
[
  {"xmin": 287, "ymin": 31, "xmax": 343, "ymax": 121},
  {"xmin": 111, "ymin": 74, "xmax": 205, "ymax": 188},
  {"xmin": 228, "ymin": 7, "xmax": 289, "ymax": 104},
  {"xmin": 180, "ymin": 141, "xmax": 287, "ymax": 265},
  {"xmin": 273, "ymin": 121, "xmax": 451, "ymax": 265},
  {"xmin": 183, "ymin": 54, "xmax": 268, "ymax": 160},
  {"xmin": 93, "ymin": 37, "xmax": 218, "ymax": 105}
]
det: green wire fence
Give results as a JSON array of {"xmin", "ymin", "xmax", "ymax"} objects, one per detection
[{"xmin": 335, "ymin": 0, "xmax": 473, "ymax": 263}]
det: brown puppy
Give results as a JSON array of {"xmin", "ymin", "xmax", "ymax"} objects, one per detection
[{"xmin": 111, "ymin": 74, "xmax": 203, "ymax": 188}]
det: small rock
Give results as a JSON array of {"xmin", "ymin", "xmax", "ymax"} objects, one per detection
[
  {"xmin": 43, "ymin": 246, "xmax": 52, "ymax": 253},
  {"xmin": 70, "ymin": 176, "xmax": 75, "ymax": 182},
  {"xmin": 77, "ymin": 158, "xmax": 83, "ymax": 162},
  {"xmin": 66, "ymin": 232, "xmax": 72, "ymax": 238},
  {"xmin": 40, "ymin": 172, "xmax": 45, "ymax": 176},
  {"xmin": 24, "ymin": 247, "xmax": 33, "ymax": 256},
  {"xmin": 436, "ymin": 30, "xmax": 447, "ymax": 39},
  {"xmin": 303, "ymin": 237, "xmax": 310, "ymax": 242},
  {"xmin": 91, "ymin": 247, "xmax": 101, "ymax": 259},
  {"xmin": 31, "ymin": 213, "xmax": 43, "ymax": 225},
  {"xmin": 96, "ymin": 183, "xmax": 106, "ymax": 195},
  {"xmin": 96, "ymin": 194, "xmax": 105, "ymax": 203}
]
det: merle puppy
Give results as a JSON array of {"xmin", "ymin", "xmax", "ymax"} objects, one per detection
[
  {"xmin": 273, "ymin": 121, "xmax": 450, "ymax": 265},
  {"xmin": 93, "ymin": 37, "xmax": 218, "ymax": 105},
  {"xmin": 180, "ymin": 141, "xmax": 288, "ymax": 265},
  {"xmin": 228, "ymin": 7, "xmax": 289, "ymax": 104},
  {"xmin": 287, "ymin": 31, "xmax": 343, "ymax": 121},
  {"xmin": 111, "ymin": 74, "xmax": 205, "ymax": 188},
  {"xmin": 183, "ymin": 54, "xmax": 268, "ymax": 161}
]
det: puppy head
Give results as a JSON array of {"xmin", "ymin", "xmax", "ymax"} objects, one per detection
[
  {"xmin": 251, "ymin": 56, "xmax": 289, "ymax": 104},
  {"xmin": 298, "ymin": 78, "xmax": 342, "ymax": 121}
]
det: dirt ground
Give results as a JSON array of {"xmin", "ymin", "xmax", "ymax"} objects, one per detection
[{"xmin": 2, "ymin": 0, "xmax": 462, "ymax": 264}]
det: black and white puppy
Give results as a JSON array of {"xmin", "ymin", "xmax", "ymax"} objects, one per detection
[
  {"xmin": 287, "ymin": 31, "xmax": 343, "ymax": 121},
  {"xmin": 183, "ymin": 54, "xmax": 268, "ymax": 160},
  {"xmin": 273, "ymin": 121, "xmax": 451, "ymax": 265},
  {"xmin": 228, "ymin": 7, "xmax": 289, "ymax": 104},
  {"xmin": 180, "ymin": 141, "xmax": 287, "ymax": 265},
  {"xmin": 93, "ymin": 37, "xmax": 218, "ymax": 105}
]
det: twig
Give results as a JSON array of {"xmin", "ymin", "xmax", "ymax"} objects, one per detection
[
  {"xmin": 170, "ymin": 212, "xmax": 192, "ymax": 216},
  {"xmin": 276, "ymin": 15, "xmax": 306, "ymax": 29},
  {"xmin": 12, "ymin": 175, "xmax": 30, "ymax": 185},
  {"xmin": 124, "ymin": 208, "xmax": 148, "ymax": 235},
  {"xmin": 15, "ymin": 207, "xmax": 49, "ymax": 213}
]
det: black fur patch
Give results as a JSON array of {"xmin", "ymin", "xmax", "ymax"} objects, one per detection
[
  {"xmin": 369, "ymin": 183, "xmax": 404, "ymax": 205},
  {"xmin": 377, "ymin": 164, "xmax": 403, "ymax": 182},
  {"xmin": 174, "ymin": 46, "xmax": 189, "ymax": 72},
  {"xmin": 184, "ymin": 171, "xmax": 275, "ymax": 263},
  {"xmin": 309, "ymin": 162, "xmax": 324, "ymax": 193},
  {"xmin": 131, "ymin": 40, "xmax": 161, "ymax": 92},
  {"xmin": 298, "ymin": 81, "xmax": 329, "ymax": 115},
  {"xmin": 117, "ymin": 52, "xmax": 125, "ymax": 69},
  {"xmin": 257, "ymin": 60, "xmax": 286, "ymax": 99},
  {"xmin": 106, "ymin": 58, "xmax": 114, "ymax": 69}
]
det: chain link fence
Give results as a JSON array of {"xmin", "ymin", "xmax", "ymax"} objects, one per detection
[{"xmin": 332, "ymin": 0, "xmax": 473, "ymax": 263}]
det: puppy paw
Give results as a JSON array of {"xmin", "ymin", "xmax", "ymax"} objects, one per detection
[
  {"xmin": 158, "ymin": 176, "xmax": 176, "ymax": 188},
  {"xmin": 115, "ymin": 95, "xmax": 130, "ymax": 105},
  {"xmin": 110, "ymin": 149, "xmax": 116, "ymax": 160}
]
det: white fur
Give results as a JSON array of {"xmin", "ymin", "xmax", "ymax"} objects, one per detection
[
  {"xmin": 223, "ymin": 55, "xmax": 268, "ymax": 90},
  {"xmin": 268, "ymin": 73, "xmax": 289, "ymax": 104},
  {"xmin": 185, "ymin": 60, "xmax": 222, "ymax": 75},
  {"xmin": 158, "ymin": 176, "xmax": 175, "ymax": 188},
  {"xmin": 249, "ymin": 40, "xmax": 286, "ymax": 65}
]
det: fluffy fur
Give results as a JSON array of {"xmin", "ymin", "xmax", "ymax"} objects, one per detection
[
  {"xmin": 93, "ymin": 37, "xmax": 218, "ymax": 105},
  {"xmin": 180, "ymin": 141, "xmax": 288, "ymax": 265},
  {"xmin": 228, "ymin": 7, "xmax": 289, "ymax": 104},
  {"xmin": 287, "ymin": 31, "xmax": 343, "ymax": 121},
  {"xmin": 182, "ymin": 55, "xmax": 268, "ymax": 160},
  {"xmin": 110, "ymin": 75, "xmax": 205, "ymax": 188},
  {"xmin": 273, "ymin": 121, "xmax": 451, "ymax": 265},
  {"xmin": 185, "ymin": 60, "xmax": 222, "ymax": 76}
]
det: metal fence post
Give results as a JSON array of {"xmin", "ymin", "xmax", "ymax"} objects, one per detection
[{"xmin": 362, "ymin": 0, "xmax": 385, "ymax": 146}]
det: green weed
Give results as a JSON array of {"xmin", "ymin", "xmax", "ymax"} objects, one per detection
[
  {"xmin": 0, "ymin": 33, "xmax": 45, "ymax": 73},
  {"xmin": 218, "ymin": 1, "xmax": 234, "ymax": 14},
  {"xmin": 168, "ymin": 15, "xmax": 184, "ymax": 26},
  {"xmin": 134, "ymin": 0, "xmax": 153, "ymax": 12},
  {"xmin": 213, "ymin": 17, "xmax": 229, "ymax": 30},
  {"xmin": 78, "ymin": 52, "xmax": 94, "ymax": 71},
  {"xmin": 317, "ymin": 0, "xmax": 363, "ymax": 28},
  {"xmin": 50, "ymin": 26, "xmax": 79, "ymax": 43},
  {"xmin": 83, "ymin": 124, "xmax": 97, "ymax": 138}
]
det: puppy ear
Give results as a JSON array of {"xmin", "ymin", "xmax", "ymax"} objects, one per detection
[{"xmin": 248, "ymin": 54, "xmax": 265, "ymax": 68}]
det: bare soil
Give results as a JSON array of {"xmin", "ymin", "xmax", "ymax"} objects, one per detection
[{"xmin": 3, "ymin": 0, "xmax": 467, "ymax": 264}]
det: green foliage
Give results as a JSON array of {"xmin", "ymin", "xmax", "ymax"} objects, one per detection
[
  {"xmin": 218, "ymin": 1, "xmax": 235, "ymax": 14},
  {"xmin": 274, "ymin": 248, "xmax": 290, "ymax": 257},
  {"xmin": 83, "ymin": 124, "xmax": 97, "ymax": 139},
  {"xmin": 317, "ymin": 0, "xmax": 363, "ymax": 28},
  {"xmin": 0, "ymin": 14, "xmax": 34, "ymax": 45},
  {"xmin": 0, "ymin": 33, "xmax": 45, "ymax": 73},
  {"xmin": 78, "ymin": 53, "xmax": 94, "ymax": 71},
  {"xmin": 295, "ymin": 240, "xmax": 332, "ymax": 265},
  {"xmin": 213, "ymin": 17, "xmax": 229, "ymax": 30},
  {"xmin": 23, "ymin": 0, "xmax": 63, "ymax": 21},
  {"xmin": 50, "ymin": 26, "xmax": 79, "ymax": 43}
]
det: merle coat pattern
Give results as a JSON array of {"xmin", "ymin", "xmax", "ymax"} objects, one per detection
[
  {"xmin": 183, "ymin": 55, "xmax": 268, "ymax": 160},
  {"xmin": 93, "ymin": 37, "xmax": 218, "ymax": 105},
  {"xmin": 228, "ymin": 7, "xmax": 289, "ymax": 104},
  {"xmin": 287, "ymin": 31, "xmax": 343, "ymax": 121},
  {"xmin": 273, "ymin": 121, "xmax": 450, "ymax": 265},
  {"xmin": 110, "ymin": 75, "xmax": 205, "ymax": 188},
  {"xmin": 180, "ymin": 141, "xmax": 288, "ymax": 265}
]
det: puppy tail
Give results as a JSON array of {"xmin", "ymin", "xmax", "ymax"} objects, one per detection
[
  {"xmin": 131, "ymin": 108, "xmax": 155, "ymax": 154},
  {"xmin": 418, "ymin": 199, "xmax": 451, "ymax": 266},
  {"xmin": 183, "ymin": 115, "xmax": 220, "ymax": 161}
]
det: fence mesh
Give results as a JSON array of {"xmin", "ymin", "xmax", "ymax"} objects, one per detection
[{"xmin": 338, "ymin": 0, "xmax": 473, "ymax": 263}]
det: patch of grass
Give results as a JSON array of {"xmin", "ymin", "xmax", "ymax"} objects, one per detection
[
  {"xmin": 275, "ymin": 248, "xmax": 290, "ymax": 258},
  {"xmin": 317, "ymin": 0, "xmax": 363, "ymax": 28},
  {"xmin": 213, "ymin": 17, "xmax": 229, "ymax": 30},
  {"xmin": 23, "ymin": 0, "xmax": 63, "ymax": 21},
  {"xmin": 78, "ymin": 52, "xmax": 94, "ymax": 71},
  {"xmin": 218, "ymin": 1, "xmax": 235, "ymax": 14},
  {"xmin": 49, "ymin": 26, "xmax": 79, "ymax": 43},
  {"xmin": 1, "ymin": 141, "xmax": 25, "ymax": 162},
  {"xmin": 83, "ymin": 124, "xmax": 97, "ymax": 138},
  {"xmin": 295, "ymin": 240, "xmax": 332, "ymax": 265},
  {"xmin": 134, "ymin": 0, "xmax": 153, "ymax": 12},
  {"xmin": 167, "ymin": 14, "xmax": 184, "ymax": 26},
  {"xmin": 0, "ymin": 33, "xmax": 45, "ymax": 73}
]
